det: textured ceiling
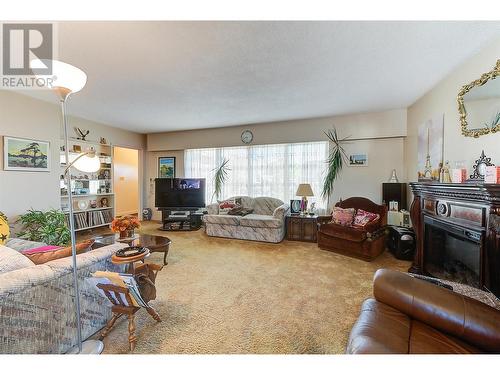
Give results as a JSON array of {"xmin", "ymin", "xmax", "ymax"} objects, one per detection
[{"xmin": 19, "ymin": 21, "xmax": 500, "ymax": 133}]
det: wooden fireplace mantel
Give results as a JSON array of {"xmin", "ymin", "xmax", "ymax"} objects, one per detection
[{"xmin": 409, "ymin": 182, "xmax": 500, "ymax": 297}]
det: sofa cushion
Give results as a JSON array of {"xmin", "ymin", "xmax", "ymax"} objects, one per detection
[
  {"xmin": 331, "ymin": 207, "xmax": 356, "ymax": 226},
  {"xmin": 239, "ymin": 214, "xmax": 282, "ymax": 229},
  {"xmin": 319, "ymin": 222, "xmax": 367, "ymax": 242},
  {"xmin": 4, "ymin": 238, "xmax": 47, "ymax": 252},
  {"xmin": 23, "ymin": 240, "xmax": 95, "ymax": 265},
  {"xmin": 0, "ymin": 244, "xmax": 36, "ymax": 273},
  {"xmin": 203, "ymin": 214, "xmax": 241, "ymax": 226}
]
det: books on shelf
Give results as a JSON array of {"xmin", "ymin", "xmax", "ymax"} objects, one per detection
[{"xmin": 66, "ymin": 208, "xmax": 113, "ymax": 230}]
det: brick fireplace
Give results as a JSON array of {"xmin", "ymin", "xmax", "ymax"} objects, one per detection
[{"xmin": 409, "ymin": 182, "xmax": 500, "ymax": 297}]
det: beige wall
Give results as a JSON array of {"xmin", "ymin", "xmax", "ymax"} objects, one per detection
[
  {"xmin": 146, "ymin": 109, "xmax": 407, "ymax": 216},
  {"xmin": 0, "ymin": 91, "xmax": 147, "ymax": 219},
  {"xmin": 114, "ymin": 146, "xmax": 140, "ymax": 216},
  {"xmin": 406, "ymin": 38, "xmax": 500, "ymax": 189}
]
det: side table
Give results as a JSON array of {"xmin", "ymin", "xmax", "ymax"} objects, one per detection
[{"xmin": 286, "ymin": 214, "xmax": 319, "ymax": 242}]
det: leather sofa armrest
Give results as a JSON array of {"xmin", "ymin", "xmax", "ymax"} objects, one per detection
[
  {"xmin": 206, "ymin": 203, "xmax": 219, "ymax": 215},
  {"xmin": 373, "ymin": 269, "xmax": 500, "ymax": 352},
  {"xmin": 317, "ymin": 215, "xmax": 332, "ymax": 226},
  {"xmin": 362, "ymin": 218, "xmax": 382, "ymax": 234}
]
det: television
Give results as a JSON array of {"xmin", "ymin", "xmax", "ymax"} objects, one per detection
[{"xmin": 155, "ymin": 178, "xmax": 206, "ymax": 210}]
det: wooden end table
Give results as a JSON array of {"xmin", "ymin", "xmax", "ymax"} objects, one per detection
[
  {"xmin": 94, "ymin": 233, "xmax": 172, "ymax": 265},
  {"xmin": 286, "ymin": 214, "xmax": 319, "ymax": 242}
]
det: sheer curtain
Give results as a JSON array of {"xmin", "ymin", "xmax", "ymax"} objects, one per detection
[{"xmin": 184, "ymin": 141, "xmax": 329, "ymax": 210}]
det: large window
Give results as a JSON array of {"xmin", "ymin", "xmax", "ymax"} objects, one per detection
[{"xmin": 184, "ymin": 141, "xmax": 329, "ymax": 210}]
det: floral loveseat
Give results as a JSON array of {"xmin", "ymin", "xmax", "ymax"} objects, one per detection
[
  {"xmin": 0, "ymin": 239, "xmax": 127, "ymax": 354},
  {"xmin": 204, "ymin": 196, "xmax": 289, "ymax": 243}
]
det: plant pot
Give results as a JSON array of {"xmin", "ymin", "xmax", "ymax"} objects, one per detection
[{"xmin": 119, "ymin": 230, "xmax": 134, "ymax": 239}]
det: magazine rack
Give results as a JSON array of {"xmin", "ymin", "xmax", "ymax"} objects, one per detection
[{"xmin": 96, "ymin": 271, "xmax": 162, "ymax": 351}]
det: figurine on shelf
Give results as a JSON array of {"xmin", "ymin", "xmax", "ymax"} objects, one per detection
[
  {"xmin": 75, "ymin": 127, "xmax": 90, "ymax": 141},
  {"xmin": 100, "ymin": 137, "xmax": 108, "ymax": 145},
  {"xmin": 440, "ymin": 161, "xmax": 452, "ymax": 183}
]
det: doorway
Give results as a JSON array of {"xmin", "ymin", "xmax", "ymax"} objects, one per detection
[{"xmin": 113, "ymin": 146, "xmax": 140, "ymax": 217}]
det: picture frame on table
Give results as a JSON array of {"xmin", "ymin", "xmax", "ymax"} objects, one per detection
[
  {"xmin": 3, "ymin": 136, "xmax": 51, "ymax": 172},
  {"xmin": 158, "ymin": 156, "xmax": 176, "ymax": 178},
  {"xmin": 290, "ymin": 199, "xmax": 302, "ymax": 215}
]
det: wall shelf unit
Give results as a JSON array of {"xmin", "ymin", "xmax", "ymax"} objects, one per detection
[{"xmin": 60, "ymin": 138, "xmax": 115, "ymax": 232}]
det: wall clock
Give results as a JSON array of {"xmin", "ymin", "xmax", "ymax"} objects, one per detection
[
  {"xmin": 469, "ymin": 150, "xmax": 494, "ymax": 181},
  {"xmin": 241, "ymin": 130, "xmax": 253, "ymax": 144}
]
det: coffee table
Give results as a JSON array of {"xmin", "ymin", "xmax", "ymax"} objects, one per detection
[{"xmin": 94, "ymin": 233, "xmax": 172, "ymax": 265}]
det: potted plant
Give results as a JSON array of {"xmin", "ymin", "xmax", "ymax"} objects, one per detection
[
  {"xmin": 322, "ymin": 128, "xmax": 349, "ymax": 206},
  {"xmin": 111, "ymin": 216, "xmax": 141, "ymax": 239},
  {"xmin": 17, "ymin": 209, "xmax": 71, "ymax": 246}
]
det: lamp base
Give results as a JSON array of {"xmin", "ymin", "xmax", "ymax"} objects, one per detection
[{"xmin": 66, "ymin": 339, "xmax": 104, "ymax": 354}]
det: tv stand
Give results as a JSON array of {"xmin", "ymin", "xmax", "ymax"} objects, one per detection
[{"xmin": 158, "ymin": 209, "xmax": 203, "ymax": 231}]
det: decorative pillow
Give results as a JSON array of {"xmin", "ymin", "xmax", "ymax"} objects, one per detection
[
  {"xmin": 353, "ymin": 209, "xmax": 380, "ymax": 227},
  {"xmin": 4, "ymin": 238, "xmax": 47, "ymax": 252},
  {"xmin": 22, "ymin": 245, "xmax": 61, "ymax": 255},
  {"xmin": 0, "ymin": 211, "xmax": 9, "ymax": 245},
  {"xmin": 331, "ymin": 207, "xmax": 356, "ymax": 226},
  {"xmin": 24, "ymin": 239, "xmax": 95, "ymax": 265},
  {"xmin": 218, "ymin": 199, "xmax": 237, "ymax": 215},
  {"xmin": 0, "ymin": 244, "xmax": 35, "ymax": 273}
]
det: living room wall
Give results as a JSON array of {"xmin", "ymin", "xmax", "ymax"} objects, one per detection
[
  {"xmin": 406, "ymin": 37, "xmax": 500, "ymax": 187},
  {"xmin": 0, "ymin": 91, "xmax": 147, "ymax": 220},
  {"xmin": 146, "ymin": 109, "xmax": 407, "ymax": 217}
]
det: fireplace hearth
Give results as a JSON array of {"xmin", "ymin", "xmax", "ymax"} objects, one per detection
[{"xmin": 409, "ymin": 182, "xmax": 500, "ymax": 297}]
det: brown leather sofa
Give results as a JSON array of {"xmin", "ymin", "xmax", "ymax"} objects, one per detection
[
  {"xmin": 318, "ymin": 197, "xmax": 387, "ymax": 261},
  {"xmin": 347, "ymin": 269, "xmax": 500, "ymax": 354}
]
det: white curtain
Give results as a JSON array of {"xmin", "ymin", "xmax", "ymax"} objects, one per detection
[{"xmin": 184, "ymin": 141, "xmax": 329, "ymax": 210}]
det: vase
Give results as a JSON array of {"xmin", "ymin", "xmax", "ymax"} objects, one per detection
[{"xmin": 119, "ymin": 229, "xmax": 134, "ymax": 239}]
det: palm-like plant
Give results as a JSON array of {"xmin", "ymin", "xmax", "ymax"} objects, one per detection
[
  {"xmin": 322, "ymin": 128, "xmax": 349, "ymax": 200},
  {"xmin": 211, "ymin": 158, "xmax": 230, "ymax": 202}
]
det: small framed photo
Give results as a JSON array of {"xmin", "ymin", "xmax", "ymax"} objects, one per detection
[
  {"xmin": 158, "ymin": 157, "xmax": 176, "ymax": 178},
  {"xmin": 290, "ymin": 199, "xmax": 302, "ymax": 215},
  {"xmin": 3, "ymin": 136, "xmax": 51, "ymax": 172},
  {"xmin": 348, "ymin": 153, "xmax": 368, "ymax": 167}
]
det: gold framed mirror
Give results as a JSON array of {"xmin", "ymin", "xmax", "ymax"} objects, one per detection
[{"xmin": 457, "ymin": 59, "xmax": 500, "ymax": 138}]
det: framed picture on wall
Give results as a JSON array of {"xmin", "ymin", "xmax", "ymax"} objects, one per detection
[
  {"xmin": 158, "ymin": 156, "xmax": 176, "ymax": 178},
  {"xmin": 3, "ymin": 136, "xmax": 51, "ymax": 172},
  {"xmin": 348, "ymin": 153, "xmax": 368, "ymax": 167}
]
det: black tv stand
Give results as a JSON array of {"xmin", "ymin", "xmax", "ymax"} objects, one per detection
[{"xmin": 158, "ymin": 209, "xmax": 203, "ymax": 231}]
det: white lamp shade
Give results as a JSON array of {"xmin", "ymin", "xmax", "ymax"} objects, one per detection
[
  {"xmin": 71, "ymin": 153, "xmax": 101, "ymax": 173},
  {"xmin": 296, "ymin": 183, "xmax": 314, "ymax": 197},
  {"xmin": 30, "ymin": 59, "xmax": 87, "ymax": 94}
]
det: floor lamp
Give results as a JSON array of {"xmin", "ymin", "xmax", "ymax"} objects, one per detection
[{"xmin": 31, "ymin": 59, "xmax": 103, "ymax": 354}]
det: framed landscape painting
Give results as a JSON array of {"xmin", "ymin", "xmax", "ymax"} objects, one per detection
[
  {"xmin": 158, "ymin": 156, "xmax": 176, "ymax": 178},
  {"xmin": 3, "ymin": 136, "xmax": 50, "ymax": 172}
]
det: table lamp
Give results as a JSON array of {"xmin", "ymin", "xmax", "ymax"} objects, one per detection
[{"xmin": 295, "ymin": 183, "xmax": 314, "ymax": 215}]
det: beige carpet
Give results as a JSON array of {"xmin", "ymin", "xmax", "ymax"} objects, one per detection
[{"xmin": 95, "ymin": 222, "xmax": 410, "ymax": 354}]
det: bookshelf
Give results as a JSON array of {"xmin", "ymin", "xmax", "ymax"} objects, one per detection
[{"xmin": 60, "ymin": 138, "xmax": 115, "ymax": 231}]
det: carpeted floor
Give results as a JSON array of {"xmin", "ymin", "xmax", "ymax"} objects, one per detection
[{"xmin": 89, "ymin": 221, "xmax": 410, "ymax": 354}]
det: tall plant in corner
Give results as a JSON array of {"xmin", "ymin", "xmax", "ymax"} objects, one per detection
[
  {"xmin": 322, "ymin": 128, "xmax": 349, "ymax": 205},
  {"xmin": 211, "ymin": 158, "xmax": 230, "ymax": 203}
]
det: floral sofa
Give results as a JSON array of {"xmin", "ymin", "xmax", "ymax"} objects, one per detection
[
  {"xmin": 0, "ymin": 239, "xmax": 127, "ymax": 354},
  {"xmin": 204, "ymin": 196, "xmax": 289, "ymax": 243}
]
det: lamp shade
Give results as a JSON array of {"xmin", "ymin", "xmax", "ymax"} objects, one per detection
[
  {"xmin": 30, "ymin": 59, "xmax": 87, "ymax": 94},
  {"xmin": 70, "ymin": 153, "xmax": 101, "ymax": 173},
  {"xmin": 296, "ymin": 183, "xmax": 314, "ymax": 197}
]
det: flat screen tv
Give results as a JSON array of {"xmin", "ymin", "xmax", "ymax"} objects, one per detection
[{"xmin": 155, "ymin": 178, "xmax": 206, "ymax": 210}]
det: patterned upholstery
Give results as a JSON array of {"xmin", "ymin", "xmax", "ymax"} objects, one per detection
[
  {"xmin": 204, "ymin": 196, "xmax": 289, "ymax": 243},
  {"xmin": 0, "ymin": 242, "xmax": 128, "ymax": 354},
  {"xmin": 0, "ymin": 245, "xmax": 36, "ymax": 273}
]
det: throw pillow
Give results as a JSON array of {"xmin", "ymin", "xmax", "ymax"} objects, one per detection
[
  {"xmin": 331, "ymin": 207, "xmax": 356, "ymax": 226},
  {"xmin": 4, "ymin": 238, "xmax": 47, "ymax": 252},
  {"xmin": 0, "ymin": 244, "xmax": 35, "ymax": 273},
  {"xmin": 353, "ymin": 209, "xmax": 380, "ymax": 227},
  {"xmin": 22, "ymin": 245, "xmax": 61, "ymax": 255},
  {"xmin": 218, "ymin": 199, "xmax": 237, "ymax": 215},
  {"xmin": 23, "ymin": 239, "xmax": 95, "ymax": 265},
  {"xmin": 0, "ymin": 211, "xmax": 10, "ymax": 245}
]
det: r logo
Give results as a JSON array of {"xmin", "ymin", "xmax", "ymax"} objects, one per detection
[{"xmin": 2, "ymin": 23, "xmax": 52, "ymax": 75}]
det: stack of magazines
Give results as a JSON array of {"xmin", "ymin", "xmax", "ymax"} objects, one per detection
[{"xmin": 87, "ymin": 271, "xmax": 148, "ymax": 307}]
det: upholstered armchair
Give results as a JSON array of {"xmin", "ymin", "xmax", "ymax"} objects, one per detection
[{"xmin": 317, "ymin": 197, "xmax": 387, "ymax": 261}]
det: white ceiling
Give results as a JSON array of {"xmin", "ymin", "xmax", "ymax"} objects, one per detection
[{"xmin": 19, "ymin": 21, "xmax": 500, "ymax": 134}]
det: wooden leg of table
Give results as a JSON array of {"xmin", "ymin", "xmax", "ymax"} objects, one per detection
[
  {"xmin": 146, "ymin": 306, "xmax": 162, "ymax": 322},
  {"xmin": 128, "ymin": 313, "xmax": 137, "ymax": 351},
  {"xmin": 163, "ymin": 251, "xmax": 168, "ymax": 265},
  {"xmin": 100, "ymin": 313, "xmax": 120, "ymax": 340}
]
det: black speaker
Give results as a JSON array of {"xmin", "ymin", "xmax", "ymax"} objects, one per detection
[{"xmin": 387, "ymin": 226, "xmax": 415, "ymax": 260}]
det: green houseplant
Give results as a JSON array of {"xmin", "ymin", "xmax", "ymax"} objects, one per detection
[
  {"xmin": 17, "ymin": 209, "xmax": 71, "ymax": 246},
  {"xmin": 211, "ymin": 158, "xmax": 230, "ymax": 203},
  {"xmin": 322, "ymin": 128, "xmax": 349, "ymax": 201}
]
